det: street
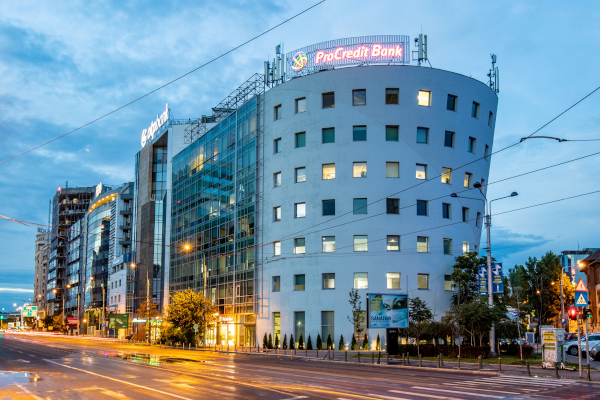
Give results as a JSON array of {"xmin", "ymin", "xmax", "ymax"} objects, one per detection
[{"xmin": 1, "ymin": 333, "xmax": 598, "ymax": 399}]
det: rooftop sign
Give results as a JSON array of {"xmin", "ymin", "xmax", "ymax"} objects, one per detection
[{"xmin": 141, "ymin": 104, "xmax": 169, "ymax": 148}]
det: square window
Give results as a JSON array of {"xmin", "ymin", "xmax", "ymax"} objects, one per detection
[
  {"xmin": 354, "ymin": 272, "xmax": 368, "ymax": 289},
  {"xmin": 274, "ymin": 138, "xmax": 281, "ymax": 153},
  {"xmin": 353, "ymin": 162, "xmax": 367, "ymax": 178},
  {"xmin": 295, "ymin": 203, "xmax": 306, "ymax": 218},
  {"xmin": 296, "ymin": 97, "xmax": 306, "ymax": 113},
  {"xmin": 386, "ymin": 198, "xmax": 399, "ymax": 214},
  {"xmin": 354, "ymin": 235, "xmax": 368, "ymax": 252},
  {"xmin": 387, "ymin": 235, "xmax": 400, "ymax": 251},
  {"xmin": 488, "ymin": 111, "xmax": 494, "ymax": 127},
  {"xmin": 442, "ymin": 203, "xmax": 451, "ymax": 219},
  {"xmin": 353, "ymin": 89, "xmax": 366, "ymax": 106},
  {"xmin": 386, "ymin": 162, "xmax": 399, "ymax": 178},
  {"xmin": 274, "ymin": 206, "xmax": 281, "ymax": 221},
  {"xmin": 462, "ymin": 207, "xmax": 469, "ymax": 222},
  {"xmin": 386, "ymin": 125, "xmax": 399, "ymax": 141},
  {"xmin": 443, "ymin": 238, "xmax": 452, "ymax": 255},
  {"xmin": 274, "ymin": 104, "xmax": 282, "ymax": 120},
  {"xmin": 273, "ymin": 172, "xmax": 281, "ymax": 187},
  {"xmin": 273, "ymin": 276, "xmax": 280, "ymax": 291},
  {"xmin": 484, "ymin": 145, "xmax": 490, "ymax": 161},
  {"xmin": 444, "ymin": 131, "xmax": 454, "ymax": 147},
  {"xmin": 463, "ymin": 241, "xmax": 470, "ymax": 254},
  {"xmin": 447, "ymin": 94, "xmax": 457, "ymax": 111},
  {"xmin": 322, "ymin": 199, "xmax": 335, "ymax": 216},
  {"xmin": 416, "ymin": 127, "xmax": 429, "ymax": 144},
  {"xmin": 416, "ymin": 164, "xmax": 427, "ymax": 179},
  {"xmin": 322, "ymin": 236, "xmax": 335, "ymax": 253},
  {"xmin": 418, "ymin": 90, "xmax": 431, "ymax": 106},
  {"xmin": 322, "ymin": 92, "xmax": 335, "ymax": 108},
  {"xmin": 295, "ymin": 132, "xmax": 306, "ymax": 148},
  {"xmin": 322, "ymin": 163, "xmax": 335, "ymax": 180},
  {"xmin": 441, "ymin": 167, "xmax": 452, "ymax": 184},
  {"xmin": 471, "ymin": 102, "xmax": 480, "ymax": 118},
  {"xmin": 387, "ymin": 272, "xmax": 400, "ymax": 289},
  {"xmin": 294, "ymin": 238, "xmax": 305, "ymax": 254},
  {"xmin": 468, "ymin": 137, "xmax": 476, "ymax": 153},
  {"xmin": 353, "ymin": 126, "xmax": 367, "ymax": 141},
  {"xmin": 418, "ymin": 273, "xmax": 429, "ymax": 290},
  {"xmin": 353, "ymin": 198, "xmax": 367, "ymax": 214},
  {"xmin": 322, "ymin": 128, "xmax": 335, "ymax": 143},
  {"xmin": 294, "ymin": 274, "xmax": 305, "ymax": 290},
  {"xmin": 274, "ymin": 241, "xmax": 281, "ymax": 256},
  {"xmin": 295, "ymin": 167, "xmax": 306, "ymax": 183},
  {"xmin": 444, "ymin": 275, "xmax": 453, "ymax": 291},
  {"xmin": 417, "ymin": 236, "xmax": 429, "ymax": 253},
  {"xmin": 417, "ymin": 200, "xmax": 428, "ymax": 216},
  {"xmin": 464, "ymin": 172, "xmax": 472, "ymax": 188},
  {"xmin": 386, "ymin": 88, "xmax": 399, "ymax": 104},
  {"xmin": 323, "ymin": 273, "xmax": 335, "ymax": 289}
]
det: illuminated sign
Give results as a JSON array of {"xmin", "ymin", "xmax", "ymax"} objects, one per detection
[
  {"xmin": 141, "ymin": 104, "xmax": 169, "ymax": 147},
  {"xmin": 366, "ymin": 294, "xmax": 408, "ymax": 328},
  {"xmin": 290, "ymin": 51, "xmax": 308, "ymax": 71},
  {"xmin": 21, "ymin": 306, "xmax": 37, "ymax": 318},
  {"xmin": 219, "ymin": 315, "xmax": 234, "ymax": 323},
  {"xmin": 315, "ymin": 44, "xmax": 403, "ymax": 65}
]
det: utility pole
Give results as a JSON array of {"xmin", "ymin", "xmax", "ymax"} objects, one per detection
[
  {"xmin": 559, "ymin": 271, "xmax": 565, "ymax": 331},
  {"xmin": 485, "ymin": 213, "xmax": 495, "ymax": 355},
  {"xmin": 577, "ymin": 310, "xmax": 582, "ymax": 377},
  {"xmin": 101, "ymin": 283, "xmax": 105, "ymax": 338}
]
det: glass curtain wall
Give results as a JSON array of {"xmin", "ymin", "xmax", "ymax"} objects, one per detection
[{"xmin": 152, "ymin": 147, "xmax": 167, "ymax": 307}]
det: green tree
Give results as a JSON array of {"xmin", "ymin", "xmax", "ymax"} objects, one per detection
[
  {"xmin": 351, "ymin": 335, "xmax": 358, "ymax": 350},
  {"xmin": 338, "ymin": 334, "xmax": 345, "ymax": 350},
  {"xmin": 263, "ymin": 333, "xmax": 268, "ymax": 349},
  {"xmin": 362, "ymin": 333, "xmax": 369, "ymax": 350},
  {"xmin": 376, "ymin": 334, "xmax": 381, "ymax": 350},
  {"xmin": 165, "ymin": 288, "xmax": 217, "ymax": 345},
  {"xmin": 408, "ymin": 297, "xmax": 433, "ymax": 355},
  {"xmin": 52, "ymin": 313, "xmax": 65, "ymax": 333},
  {"xmin": 316, "ymin": 333, "xmax": 322, "ymax": 350},
  {"xmin": 347, "ymin": 289, "xmax": 365, "ymax": 345},
  {"xmin": 459, "ymin": 297, "xmax": 505, "ymax": 346},
  {"xmin": 282, "ymin": 334, "xmax": 288, "ymax": 350},
  {"xmin": 290, "ymin": 333, "xmax": 295, "ymax": 350},
  {"xmin": 327, "ymin": 334, "xmax": 333, "ymax": 350},
  {"xmin": 268, "ymin": 333, "xmax": 273, "ymax": 349},
  {"xmin": 298, "ymin": 334, "xmax": 304, "ymax": 350},
  {"xmin": 275, "ymin": 334, "xmax": 279, "ymax": 349},
  {"xmin": 307, "ymin": 335, "xmax": 313, "ymax": 350},
  {"xmin": 449, "ymin": 252, "xmax": 488, "ymax": 306}
]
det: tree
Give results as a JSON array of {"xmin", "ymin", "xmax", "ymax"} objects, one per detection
[
  {"xmin": 376, "ymin": 334, "xmax": 381, "ymax": 350},
  {"xmin": 282, "ymin": 334, "xmax": 288, "ymax": 350},
  {"xmin": 327, "ymin": 334, "xmax": 333, "ymax": 350},
  {"xmin": 307, "ymin": 335, "xmax": 313, "ymax": 350},
  {"xmin": 165, "ymin": 288, "xmax": 217, "ymax": 345},
  {"xmin": 459, "ymin": 297, "xmax": 505, "ymax": 346},
  {"xmin": 316, "ymin": 333, "xmax": 322, "ymax": 350},
  {"xmin": 449, "ymin": 252, "xmax": 488, "ymax": 306},
  {"xmin": 275, "ymin": 334, "xmax": 279, "ymax": 349},
  {"xmin": 135, "ymin": 299, "xmax": 161, "ymax": 342},
  {"xmin": 52, "ymin": 313, "xmax": 65, "ymax": 333},
  {"xmin": 408, "ymin": 297, "xmax": 433, "ymax": 355},
  {"xmin": 347, "ymin": 289, "xmax": 365, "ymax": 345},
  {"xmin": 351, "ymin": 335, "xmax": 358, "ymax": 350},
  {"xmin": 338, "ymin": 334, "xmax": 345, "ymax": 350},
  {"xmin": 263, "ymin": 333, "xmax": 268, "ymax": 349},
  {"xmin": 268, "ymin": 333, "xmax": 273, "ymax": 349},
  {"xmin": 290, "ymin": 333, "xmax": 295, "ymax": 350},
  {"xmin": 298, "ymin": 334, "xmax": 304, "ymax": 350},
  {"xmin": 362, "ymin": 333, "xmax": 369, "ymax": 350}
]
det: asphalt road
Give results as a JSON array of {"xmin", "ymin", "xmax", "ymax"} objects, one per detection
[{"xmin": 1, "ymin": 333, "xmax": 598, "ymax": 399}]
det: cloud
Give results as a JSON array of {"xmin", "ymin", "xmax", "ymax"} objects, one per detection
[
  {"xmin": 491, "ymin": 227, "xmax": 552, "ymax": 264},
  {"xmin": 0, "ymin": 288, "xmax": 34, "ymax": 293}
]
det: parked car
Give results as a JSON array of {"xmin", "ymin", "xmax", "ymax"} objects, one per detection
[
  {"xmin": 565, "ymin": 332, "xmax": 579, "ymax": 342},
  {"xmin": 566, "ymin": 334, "xmax": 600, "ymax": 356},
  {"xmin": 589, "ymin": 343, "xmax": 600, "ymax": 361}
]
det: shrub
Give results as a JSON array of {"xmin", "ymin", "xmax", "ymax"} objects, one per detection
[
  {"xmin": 275, "ymin": 334, "xmax": 279, "ymax": 349},
  {"xmin": 376, "ymin": 334, "xmax": 381, "ymax": 350},
  {"xmin": 282, "ymin": 334, "xmax": 288, "ymax": 350},
  {"xmin": 316, "ymin": 334, "xmax": 322, "ymax": 350},
  {"xmin": 290, "ymin": 333, "xmax": 295, "ymax": 350},
  {"xmin": 263, "ymin": 333, "xmax": 268, "ymax": 349},
  {"xmin": 338, "ymin": 334, "xmax": 345, "ymax": 350},
  {"xmin": 362, "ymin": 334, "xmax": 369, "ymax": 350},
  {"xmin": 307, "ymin": 335, "xmax": 313, "ymax": 350},
  {"xmin": 351, "ymin": 335, "xmax": 358, "ymax": 350},
  {"xmin": 298, "ymin": 334, "xmax": 305, "ymax": 350},
  {"xmin": 268, "ymin": 333, "xmax": 273, "ymax": 349},
  {"xmin": 397, "ymin": 344, "xmax": 490, "ymax": 358},
  {"xmin": 327, "ymin": 334, "xmax": 333, "ymax": 350}
]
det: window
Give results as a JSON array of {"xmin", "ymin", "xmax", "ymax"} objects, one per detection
[
  {"xmin": 462, "ymin": 207, "xmax": 469, "ymax": 222},
  {"xmin": 353, "ymin": 162, "xmax": 367, "ymax": 178},
  {"xmin": 323, "ymin": 273, "xmax": 335, "ymax": 289},
  {"xmin": 322, "ymin": 92, "xmax": 335, "ymax": 108},
  {"xmin": 484, "ymin": 145, "xmax": 490, "ymax": 161},
  {"xmin": 274, "ymin": 312, "xmax": 281, "ymax": 339},
  {"xmin": 295, "ymin": 132, "xmax": 306, "ymax": 148},
  {"xmin": 417, "ymin": 236, "xmax": 429, "ymax": 253},
  {"xmin": 417, "ymin": 127, "xmax": 429, "ymax": 144},
  {"xmin": 354, "ymin": 235, "xmax": 368, "ymax": 252},
  {"xmin": 294, "ymin": 238, "xmax": 305, "ymax": 254},
  {"xmin": 322, "ymin": 236, "xmax": 335, "ymax": 253},
  {"xmin": 443, "ymin": 238, "xmax": 452, "ymax": 255},
  {"xmin": 463, "ymin": 241, "xmax": 470, "ymax": 254},
  {"xmin": 274, "ymin": 104, "xmax": 282, "ymax": 120},
  {"xmin": 488, "ymin": 111, "xmax": 494, "ymax": 127},
  {"xmin": 273, "ymin": 172, "xmax": 281, "ymax": 187},
  {"xmin": 294, "ymin": 274, "xmax": 305, "ymax": 290},
  {"xmin": 273, "ymin": 276, "xmax": 280, "ymax": 291},
  {"xmin": 445, "ymin": 275, "xmax": 453, "ymax": 291},
  {"xmin": 416, "ymin": 164, "xmax": 427, "ymax": 179},
  {"xmin": 417, "ymin": 200, "xmax": 428, "ymax": 216},
  {"xmin": 294, "ymin": 312, "xmax": 305, "ymax": 346},
  {"xmin": 468, "ymin": 137, "xmax": 476, "ymax": 153},
  {"xmin": 418, "ymin": 90, "xmax": 431, "ymax": 106},
  {"xmin": 441, "ymin": 167, "xmax": 452, "ymax": 184},
  {"xmin": 296, "ymin": 97, "xmax": 306, "ymax": 113},
  {"xmin": 322, "ymin": 128, "xmax": 335, "ymax": 143},
  {"xmin": 295, "ymin": 203, "xmax": 306, "ymax": 218},
  {"xmin": 274, "ymin": 241, "xmax": 281, "ymax": 256},
  {"xmin": 476, "ymin": 212, "xmax": 482, "ymax": 227},
  {"xmin": 353, "ymin": 126, "xmax": 367, "ymax": 141},
  {"xmin": 386, "ymin": 198, "xmax": 399, "ymax": 214},
  {"xmin": 295, "ymin": 167, "xmax": 306, "ymax": 183},
  {"xmin": 444, "ymin": 131, "xmax": 454, "ymax": 147},
  {"xmin": 274, "ymin": 138, "xmax": 281, "ymax": 153},
  {"xmin": 418, "ymin": 273, "xmax": 430, "ymax": 290},
  {"xmin": 321, "ymin": 311, "xmax": 335, "ymax": 346},
  {"xmin": 322, "ymin": 163, "xmax": 335, "ymax": 180},
  {"xmin": 274, "ymin": 206, "xmax": 281, "ymax": 221},
  {"xmin": 322, "ymin": 199, "xmax": 335, "ymax": 216},
  {"xmin": 471, "ymin": 102, "xmax": 480, "ymax": 118},
  {"xmin": 464, "ymin": 172, "xmax": 472, "ymax": 188},
  {"xmin": 386, "ymin": 88, "xmax": 399, "ymax": 104},
  {"xmin": 387, "ymin": 235, "xmax": 400, "ymax": 251},
  {"xmin": 354, "ymin": 272, "xmax": 368, "ymax": 289},
  {"xmin": 353, "ymin": 198, "xmax": 367, "ymax": 214},
  {"xmin": 447, "ymin": 94, "xmax": 457, "ymax": 111},
  {"xmin": 442, "ymin": 203, "xmax": 451, "ymax": 219},
  {"xmin": 353, "ymin": 89, "xmax": 366, "ymax": 106},
  {"xmin": 386, "ymin": 162, "xmax": 399, "ymax": 178},
  {"xmin": 387, "ymin": 273, "xmax": 400, "ymax": 289},
  {"xmin": 386, "ymin": 125, "xmax": 399, "ymax": 141}
]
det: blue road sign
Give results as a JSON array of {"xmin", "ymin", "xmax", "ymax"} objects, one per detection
[
  {"xmin": 492, "ymin": 262, "xmax": 504, "ymax": 294},
  {"xmin": 575, "ymin": 291, "xmax": 589, "ymax": 306},
  {"xmin": 478, "ymin": 265, "xmax": 488, "ymax": 296}
]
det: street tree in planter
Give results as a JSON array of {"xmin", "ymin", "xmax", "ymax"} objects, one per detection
[
  {"xmin": 347, "ymin": 289, "xmax": 366, "ymax": 350},
  {"xmin": 165, "ymin": 288, "xmax": 217, "ymax": 345},
  {"xmin": 316, "ymin": 333, "xmax": 322, "ymax": 350},
  {"xmin": 408, "ymin": 297, "xmax": 433, "ymax": 355}
]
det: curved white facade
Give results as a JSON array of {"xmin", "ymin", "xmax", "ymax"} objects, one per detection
[{"xmin": 258, "ymin": 65, "xmax": 498, "ymax": 348}]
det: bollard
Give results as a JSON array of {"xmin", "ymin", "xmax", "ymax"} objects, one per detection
[
  {"xmin": 588, "ymin": 362, "xmax": 591, "ymax": 381},
  {"xmin": 407, "ymin": 352, "xmax": 409, "ymax": 365},
  {"xmin": 345, "ymin": 351, "xmax": 348, "ymax": 362},
  {"xmin": 386, "ymin": 353, "xmax": 389, "ymax": 365},
  {"xmin": 437, "ymin": 354, "xmax": 441, "ymax": 368},
  {"xmin": 402, "ymin": 353, "xmax": 405, "ymax": 366},
  {"xmin": 526, "ymin": 361, "xmax": 531, "ymax": 377},
  {"xmin": 440, "ymin": 353, "xmax": 443, "ymax": 367},
  {"xmin": 317, "ymin": 349, "xmax": 319, "ymax": 358},
  {"xmin": 332, "ymin": 349, "xmax": 334, "ymax": 361},
  {"xmin": 278, "ymin": 347, "xmax": 280, "ymax": 359},
  {"xmin": 291, "ymin": 350, "xmax": 293, "ymax": 361},
  {"xmin": 498, "ymin": 357, "xmax": 501, "ymax": 373},
  {"xmin": 305, "ymin": 348, "xmax": 307, "ymax": 357},
  {"xmin": 378, "ymin": 352, "xmax": 381, "ymax": 364},
  {"xmin": 419, "ymin": 354, "xmax": 422, "ymax": 367},
  {"xmin": 478, "ymin": 355, "xmax": 482, "ymax": 371},
  {"xmin": 372, "ymin": 353, "xmax": 374, "ymax": 364},
  {"xmin": 457, "ymin": 356, "xmax": 460, "ymax": 370},
  {"xmin": 295, "ymin": 348, "xmax": 297, "ymax": 356},
  {"xmin": 555, "ymin": 364, "xmax": 559, "ymax": 379},
  {"xmin": 266, "ymin": 349, "xmax": 268, "ymax": 358},
  {"xmin": 358, "ymin": 352, "xmax": 361, "ymax": 363}
]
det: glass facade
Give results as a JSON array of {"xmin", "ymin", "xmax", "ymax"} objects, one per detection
[
  {"xmin": 85, "ymin": 201, "xmax": 112, "ymax": 309},
  {"xmin": 152, "ymin": 147, "xmax": 167, "ymax": 303}
]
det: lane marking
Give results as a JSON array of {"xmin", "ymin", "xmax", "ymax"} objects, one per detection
[
  {"xmin": 367, "ymin": 395, "xmax": 411, "ymax": 400},
  {"xmin": 480, "ymin": 377, "xmax": 573, "ymax": 386},
  {"xmin": 15, "ymin": 384, "xmax": 44, "ymax": 400},
  {"xmin": 410, "ymin": 386, "xmax": 505, "ymax": 399},
  {"xmin": 388, "ymin": 390, "xmax": 462, "ymax": 400},
  {"xmin": 441, "ymin": 382, "xmax": 534, "ymax": 394},
  {"xmin": 45, "ymin": 360, "xmax": 193, "ymax": 400}
]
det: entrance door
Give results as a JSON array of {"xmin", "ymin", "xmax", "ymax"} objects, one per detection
[{"xmin": 386, "ymin": 329, "xmax": 399, "ymax": 355}]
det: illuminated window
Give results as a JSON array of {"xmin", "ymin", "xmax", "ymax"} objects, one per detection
[
  {"xmin": 386, "ymin": 88, "xmax": 399, "ymax": 104},
  {"xmin": 323, "ymin": 273, "xmax": 335, "ymax": 289},
  {"xmin": 294, "ymin": 239, "xmax": 305, "ymax": 254},
  {"xmin": 322, "ymin": 236, "xmax": 335, "ymax": 253},
  {"xmin": 274, "ymin": 138, "xmax": 281, "ymax": 153},
  {"xmin": 386, "ymin": 125, "xmax": 399, "ymax": 141},
  {"xmin": 468, "ymin": 137, "xmax": 476, "ymax": 153},
  {"xmin": 295, "ymin": 167, "xmax": 306, "ymax": 183},
  {"xmin": 444, "ymin": 131, "xmax": 454, "ymax": 147},
  {"xmin": 443, "ymin": 238, "xmax": 452, "ymax": 255},
  {"xmin": 353, "ymin": 162, "xmax": 367, "ymax": 178},
  {"xmin": 274, "ymin": 206, "xmax": 281, "ymax": 221},
  {"xmin": 442, "ymin": 203, "xmax": 451, "ymax": 219},
  {"xmin": 386, "ymin": 162, "xmax": 399, "ymax": 178},
  {"xmin": 274, "ymin": 104, "xmax": 282, "ymax": 120},
  {"xmin": 353, "ymin": 89, "xmax": 366, "ymax": 106},
  {"xmin": 416, "ymin": 164, "xmax": 427, "ymax": 180},
  {"xmin": 322, "ymin": 128, "xmax": 335, "ymax": 143},
  {"xmin": 272, "ymin": 276, "xmax": 280, "ymax": 291},
  {"xmin": 354, "ymin": 236, "xmax": 368, "ymax": 252},
  {"xmin": 295, "ymin": 312, "xmax": 305, "ymax": 344},
  {"xmin": 387, "ymin": 236, "xmax": 400, "ymax": 251},
  {"xmin": 471, "ymin": 102, "xmax": 480, "ymax": 118},
  {"xmin": 274, "ymin": 241, "xmax": 281, "ymax": 256},
  {"xmin": 418, "ymin": 90, "xmax": 431, "ymax": 106},
  {"xmin": 464, "ymin": 172, "xmax": 472, "ymax": 188},
  {"xmin": 447, "ymin": 94, "xmax": 457, "ymax": 111},
  {"xmin": 295, "ymin": 203, "xmax": 306, "ymax": 218},
  {"xmin": 417, "ymin": 200, "xmax": 428, "ymax": 216},
  {"xmin": 441, "ymin": 167, "xmax": 452, "ymax": 184},
  {"xmin": 417, "ymin": 127, "xmax": 428, "ymax": 143},
  {"xmin": 294, "ymin": 274, "xmax": 305, "ymax": 290},
  {"xmin": 296, "ymin": 97, "xmax": 306, "ymax": 113},
  {"xmin": 488, "ymin": 111, "xmax": 494, "ymax": 127},
  {"xmin": 387, "ymin": 273, "xmax": 400, "ymax": 289},
  {"xmin": 353, "ymin": 198, "xmax": 367, "ymax": 214},
  {"xmin": 386, "ymin": 198, "xmax": 399, "ymax": 214},
  {"xmin": 353, "ymin": 126, "xmax": 367, "ymax": 141},
  {"xmin": 322, "ymin": 163, "xmax": 335, "ymax": 180},
  {"xmin": 295, "ymin": 132, "xmax": 306, "ymax": 148},
  {"xmin": 445, "ymin": 275, "xmax": 453, "ymax": 291},
  {"xmin": 273, "ymin": 172, "xmax": 281, "ymax": 187},
  {"xmin": 463, "ymin": 241, "xmax": 470, "ymax": 254},
  {"xmin": 462, "ymin": 207, "xmax": 469, "ymax": 222},
  {"xmin": 417, "ymin": 236, "xmax": 429, "ymax": 253},
  {"xmin": 418, "ymin": 274, "xmax": 429, "ymax": 290},
  {"xmin": 322, "ymin": 199, "xmax": 335, "ymax": 216},
  {"xmin": 322, "ymin": 92, "xmax": 335, "ymax": 108},
  {"xmin": 354, "ymin": 272, "xmax": 368, "ymax": 289}
]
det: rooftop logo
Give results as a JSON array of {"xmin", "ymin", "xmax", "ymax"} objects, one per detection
[
  {"xmin": 290, "ymin": 51, "xmax": 308, "ymax": 71},
  {"xmin": 141, "ymin": 104, "xmax": 169, "ymax": 147},
  {"xmin": 315, "ymin": 44, "xmax": 403, "ymax": 65}
]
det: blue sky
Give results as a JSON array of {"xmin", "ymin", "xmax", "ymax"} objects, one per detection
[{"xmin": 1, "ymin": 1, "xmax": 599, "ymax": 311}]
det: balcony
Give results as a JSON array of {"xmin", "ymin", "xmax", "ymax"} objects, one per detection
[
  {"xmin": 120, "ymin": 206, "xmax": 133, "ymax": 215},
  {"xmin": 119, "ymin": 224, "xmax": 132, "ymax": 230}
]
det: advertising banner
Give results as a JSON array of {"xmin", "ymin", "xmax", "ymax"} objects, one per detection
[
  {"xmin": 492, "ymin": 262, "xmax": 504, "ymax": 294},
  {"xmin": 108, "ymin": 313, "xmax": 129, "ymax": 330},
  {"xmin": 21, "ymin": 306, "xmax": 37, "ymax": 318},
  {"xmin": 66, "ymin": 317, "xmax": 79, "ymax": 328},
  {"xmin": 367, "ymin": 294, "xmax": 408, "ymax": 328},
  {"xmin": 478, "ymin": 265, "xmax": 488, "ymax": 296}
]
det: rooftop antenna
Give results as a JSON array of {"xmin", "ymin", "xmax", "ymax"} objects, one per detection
[
  {"xmin": 413, "ymin": 34, "xmax": 428, "ymax": 66},
  {"xmin": 66, "ymin": 180, "xmax": 68, "ymax": 189},
  {"xmin": 264, "ymin": 43, "xmax": 285, "ymax": 87},
  {"xmin": 487, "ymin": 54, "xmax": 499, "ymax": 94}
]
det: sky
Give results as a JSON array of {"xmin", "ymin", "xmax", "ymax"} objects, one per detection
[{"xmin": 1, "ymin": 1, "xmax": 599, "ymax": 312}]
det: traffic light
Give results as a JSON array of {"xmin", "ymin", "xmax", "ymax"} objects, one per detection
[
  {"xmin": 568, "ymin": 307, "xmax": 578, "ymax": 320},
  {"xmin": 583, "ymin": 308, "xmax": 592, "ymax": 319},
  {"xmin": 530, "ymin": 310, "xmax": 536, "ymax": 318}
]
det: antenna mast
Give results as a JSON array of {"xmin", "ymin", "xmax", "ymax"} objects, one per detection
[
  {"xmin": 412, "ymin": 34, "xmax": 428, "ymax": 66},
  {"xmin": 487, "ymin": 54, "xmax": 499, "ymax": 94}
]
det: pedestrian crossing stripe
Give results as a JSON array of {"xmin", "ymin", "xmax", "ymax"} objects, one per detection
[
  {"xmin": 575, "ymin": 293, "xmax": 587, "ymax": 306},
  {"xmin": 575, "ymin": 278, "xmax": 587, "ymax": 292}
]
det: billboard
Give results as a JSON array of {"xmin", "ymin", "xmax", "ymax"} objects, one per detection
[
  {"xmin": 109, "ymin": 313, "xmax": 129, "ymax": 330},
  {"xmin": 367, "ymin": 294, "xmax": 408, "ymax": 328},
  {"xmin": 21, "ymin": 306, "xmax": 37, "ymax": 318}
]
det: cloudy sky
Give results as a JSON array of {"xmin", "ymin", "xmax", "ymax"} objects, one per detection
[{"xmin": 1, "ymin": 1, "xmax": 599, "ymax": 311}]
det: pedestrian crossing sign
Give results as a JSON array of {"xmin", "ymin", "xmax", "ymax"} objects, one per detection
[
  {"xmin": 574, "ymin": 278, "xmax": 587, "ymax": 292},
  {"xmin": 575, "ymin": 292, "xmax": 588, "ymax": 306}
]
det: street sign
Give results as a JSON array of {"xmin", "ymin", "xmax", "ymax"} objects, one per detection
[
  {"xmin": 575, "ymin": 278, "xmax": 587, "ymax": 292},
  {"xmin": 492, "ymin": 262, "xmax": 504, "ymax": 294},
  {"xmin": 478, "ymin": 265, "xmax": 488, "ymax": 296},
  {"xmin": 574, "ymin": 278, "xmax": 589, "ymax": 306},
  {"xmin": 21, "ymin": 306, "xmax": 37, "ymax": 318},
  {"xmin": 193, "ymin": 324, "xmax": 198, "ymax": 333}
]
